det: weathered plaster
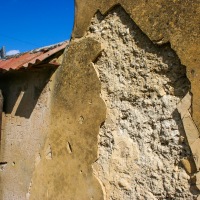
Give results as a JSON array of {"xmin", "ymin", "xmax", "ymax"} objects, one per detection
[
  {"xmin": 12, "ymin": 0, "xmax": 199, "ymax": 199},
  {"xmin": 73, "ymin": 0, "xmax": 200, "ymax": 132},
  {"xmin": 29, "ymin": 38, "xmax": 106, "ymax": 200},
  {"xmin": 71, "ymin": 0, "xmax": 200, "ymax": 197},
  {"xmin": 0, "ymin": 69, "xmax": 55, "ymax": 200},
  {"xmin": 88, "ymin": 7, "xmax": 197, "ymax": 198},
  {"xmin": 177, "ymin": 93, "xmax": 200, "ymax": 188}
]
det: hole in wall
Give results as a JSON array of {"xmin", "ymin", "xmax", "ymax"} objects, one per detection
[{"xmin": 87, "ymin": 5, "xmax": 196, "ymax": 199}]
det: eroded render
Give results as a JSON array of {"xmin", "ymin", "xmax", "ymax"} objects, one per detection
[{"xmin": 1, "ymin": 0, "xmax": 200, "ymax": 199}]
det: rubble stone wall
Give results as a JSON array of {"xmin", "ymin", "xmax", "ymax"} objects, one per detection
[
  {"xmin": 27, "ymin": 1, "xmax": 200, "ymax": 199},
  {"xmin": 88, "ymin": 7, "xmax": 196, "ymax": 199}
]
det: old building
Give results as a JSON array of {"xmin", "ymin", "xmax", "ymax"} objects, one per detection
[
  {"xmin": 0, "ymin": 42, "xmax": 68, "ymax": 200},
  {"xmin": 1, "ymin": 0, "xmax": 200, "ymax": 199}
]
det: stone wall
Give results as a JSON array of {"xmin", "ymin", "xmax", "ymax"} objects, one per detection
[
  {"xmin": 12, "ymin": 0, "xmax": 200, "ymax": 199},
  {"xmin": 74, "ymin": 0, "xmax": 200, "ymax": 134},
  {"xmin": 71, "ymin": 1, "xmax": 200, "ymax": 199},
  {"xmin": 88, "ymin": 7, "xmax": 195, "ymax": 199}
]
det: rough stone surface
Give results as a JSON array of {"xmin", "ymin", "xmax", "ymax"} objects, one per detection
[
  {"xmin": 74, "ymin": 0, "xmax": 200, "ymax": 137},
  {"xmin": 177, "ymin": 92, "xmax": 200, "ymax": 186},
  {"xmin": 86, "ymin": 7, "xmax": 198, "ymax": 199},
  {"xmin": 1, "ymin": 0, "xmax": 199, "ymax": 199}
]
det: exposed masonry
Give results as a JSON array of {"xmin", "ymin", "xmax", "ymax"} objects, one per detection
[
  {"xmin": 177, "ymin": 93, "xmax": 200, "ymax": 191},
  {"xmin": 86, "ymin": 7, "xmax": 198, "ymax": 199}
]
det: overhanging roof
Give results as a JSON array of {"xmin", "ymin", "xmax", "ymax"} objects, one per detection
[{"xmin": 0, "ymin": 41, "xmax": 68, "ymax": 71}]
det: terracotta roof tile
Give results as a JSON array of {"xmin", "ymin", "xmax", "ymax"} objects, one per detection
[{"xmin": 0, "ymin": 41, "xmax": 68, "ymax": 71}]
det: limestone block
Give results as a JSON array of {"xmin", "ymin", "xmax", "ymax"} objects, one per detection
[
  {"xmin": 190, "ymin": 139, "xmax": 200, "ymax": 171},
  {"xmin": 177, "ymin": 92, "xmax": 191, "ymax": 119},
  {"xmin": 196, "ymin": 172, "xmax": 200, "ymax": 190},
  {"xmin": 182, "ymin": 115, "xmax": 200, "ymax": 146},
  {"xmin": 181, "ymin": 157, "xmax": 196, "ymax": 174}
]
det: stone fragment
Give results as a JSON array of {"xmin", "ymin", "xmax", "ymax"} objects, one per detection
[
  {"xmin": 177, "ymin": 92, "xmax": 191, "ymax": 119},
  {"xmin": 154, "ymin": 85, "xmax": 166, "ymax": 97},
  {"xmin": 182, "ymin": 116, "xmax": 200, "ymax": 146},
  {"xmin": 118, "ymin": 179, "xmax": 131, "ymax": 191},
  {"xmin": 181, "ymin": 157, "xmax": 196, "ymax": 174},
  {"xmin": 190, "ymin": 139, "xmax": 200, "ymax": 170},
  {"xmin": 196, "ymin": 172, "xmax": 200, "ymax": 190}
]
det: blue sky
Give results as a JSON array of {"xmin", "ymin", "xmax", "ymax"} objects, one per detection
[{"xmin": 0, "ymin": 0, "xmax": 74, "ymax": 54}]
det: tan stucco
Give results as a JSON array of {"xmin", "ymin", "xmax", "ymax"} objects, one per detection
[
  {"xmin": 30, "ymin": 38, "xmax": 106, "ymax": 200},
  {"xmin": 73, "ymin": 0, "xmax": 200, "ymax": 132},
  {"xmin": 1, "ymin": 0, "xmax": 200, "ymax": 199},
  {"xmin": 0, "ymin": 69, "xmax": 55, "ymax": 200},
  {"xmin": 30, "ymin": 0, "xmax": 200, "ymax": 198}
]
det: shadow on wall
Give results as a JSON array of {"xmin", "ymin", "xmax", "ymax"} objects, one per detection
[{"xmin": 0, "ymin": 68, "xmax": 55, "ymax": 119}]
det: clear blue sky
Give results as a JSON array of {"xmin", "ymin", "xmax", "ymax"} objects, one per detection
[{"xmin": 0, "ymin": 0, "xmax": 74, "ymax": 54}]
